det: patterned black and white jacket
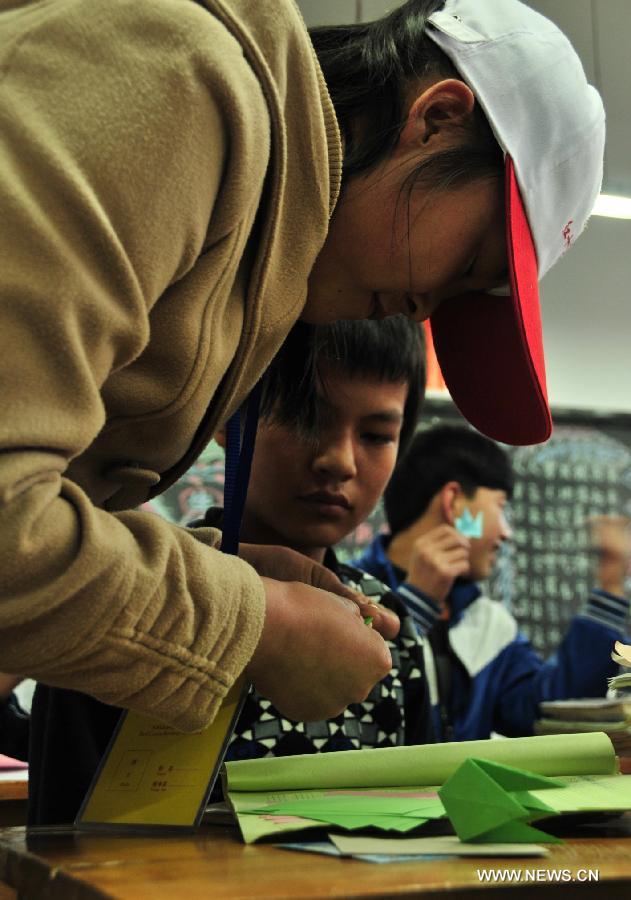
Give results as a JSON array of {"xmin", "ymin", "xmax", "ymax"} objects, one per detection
[{"xmin": 224, "ymin": 549, "xmax": 434, "ymax": 764}]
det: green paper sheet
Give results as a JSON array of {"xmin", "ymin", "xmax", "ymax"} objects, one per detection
[
  {"xmin": 231, "ymin": 775, "xmax": 631, "ymax": 844},
  {"xmin": 230, "ymin": 787, "xmax": 443, "ymax": 844},
  {"xmin": 249, "ymin": 795, "xmax": 445, "ymax": 833},
  {"xmin": 223, "ymin": 732, "xmax": 616, "ymax": 794},
  {"xmin": 252, "ymin": 796, "xmax": 445, "ymax": 817},
  {"xmin": 224, "ymin": 734, "xmax": 620, "ymax": 843},
  {"xmin": 476, "ymin": 822, "xmax": 563, "ymax": 844},
  {"xmin": 460, "ymin": 758, "xmax": 566, "ymax": 792},
  {"xmin": 529, "ymin": 774, "xmax": 631, "ymax": 813},
  {"xmin": 278, "ymin": 813, "xmax": 422, "ymax": 833}
]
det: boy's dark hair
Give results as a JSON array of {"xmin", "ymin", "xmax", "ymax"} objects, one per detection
[
  {"xmin": 384, "ymin": 424, "xmax": 514, "ymax": 535},
  {"xmin": 260, "ymin": 316, "xmax": 425, "ymax": 457},
  {"xmin": 310, "ymin": 0, "xmax": 503, "ymax": 189}
]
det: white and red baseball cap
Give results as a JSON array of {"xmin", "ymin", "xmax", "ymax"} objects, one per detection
[{"xmin": 426, "ymin": 0, "xmax": 605, "ymax": 445}]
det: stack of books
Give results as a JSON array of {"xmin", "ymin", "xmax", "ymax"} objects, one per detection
[{"xmin": 534, "ymin": 698, "xmax": 631, "ymax": 754}]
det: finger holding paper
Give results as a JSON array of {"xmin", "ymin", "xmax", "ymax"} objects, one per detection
[
  {"xmin": 246, "ymin": 578, "xmax": 392, "ymax": 723},
  {"xmin": 238, "ymin": 543, "xmax": 399, "ymax": 640}
]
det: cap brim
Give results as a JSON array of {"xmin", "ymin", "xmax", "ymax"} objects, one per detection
[{"xmin": 429, "ymin": 156, "xmax": 552, "ymax": 446}]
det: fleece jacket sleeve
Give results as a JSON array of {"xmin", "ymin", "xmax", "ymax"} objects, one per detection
[{"xmin": 0, "ymin": 0, "xmax": 269, "ymax": 730}]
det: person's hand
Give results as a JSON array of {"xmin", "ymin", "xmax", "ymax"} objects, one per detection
[
  {"xmin": 246, "ymin": 577, "xmax": 392, "ymax": 722},
  {"xmin": 239, "ymin": 543, "xmax": 399, "ymax": 640},
  {"xmin": 588, "ymin": 515, "xmax": 631, "ymax": 597},
  {"xmin": 405, "ymin": 524, "xmax": 471, "ymax": 607}
]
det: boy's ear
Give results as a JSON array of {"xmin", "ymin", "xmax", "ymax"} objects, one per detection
[
  {"xmin": 398, "ymin": 78, "xmax": 475, "ymax": 151},
  {"xmin": 440, "ymin": 481, "xmax": 465, "ymax": 526},
  {"xmin": 214, "ymin": 425, "xmax": 227, "ymax": 450}
]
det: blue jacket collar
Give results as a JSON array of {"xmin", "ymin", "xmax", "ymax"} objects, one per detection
[{"xmin": 449, "ymin": 579, "xmax": 481, "ymax": 625}]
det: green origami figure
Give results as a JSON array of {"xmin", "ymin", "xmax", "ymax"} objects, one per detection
[{"xmin": 438, "ymin": 758, "xmax": 565, "ymax": 844}]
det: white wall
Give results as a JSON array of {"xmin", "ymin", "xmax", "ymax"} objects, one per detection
[{"xmin": 539, "ymin": 216, "xmax": 631, "ymax": 412}]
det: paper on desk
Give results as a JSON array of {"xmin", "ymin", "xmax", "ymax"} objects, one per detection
[
  {"xmin": 225, "ymin": 734, "xmax": 618, "ymax": 844},
  {"xmin": 249, "ymin": 794, "xmax": 445, "ymax": 833},
  {"xmin": 0, "ymin": 769, "xmax": 28, "ymax": 783},
  {"xmin": 438, "ymin": 759, "xmax": 563, "ymax": 844},
  {"xmin": 529, "ymin": 774, "xmax": 631, "ymax": 813},
  {"xmin": 330, "ymin": 834, "xmax": 551, "ymax": 858},
  {"xmin": 77, "ymin": 676, "xmax": 248, "ymax": 830},
  {"xmin": 223, "ymin": 732, "xmax": 616, "ymax": 794},
  {"xmin": 278, "ymin": 840, "xmax": 447, "ymax": 863},
  {"xmin": 231, "ymin": 774, "xmax": 631, "ymax": 845},
  {"xmin": 230, "ymin": 786, "xmax": 444, "ymax": 844}
]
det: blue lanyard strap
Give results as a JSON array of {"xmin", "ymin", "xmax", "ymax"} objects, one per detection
[{"xmin": 220, "ymin": 380, "xmax": 262, "ymax": 555}]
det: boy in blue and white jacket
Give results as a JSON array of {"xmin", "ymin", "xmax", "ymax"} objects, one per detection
[{"xmin": 353, "ymin": 425, "xmax": 630, "ymax": 742}]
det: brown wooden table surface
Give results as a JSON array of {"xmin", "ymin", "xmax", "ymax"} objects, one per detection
[
  {"xmin": 0, "ymin": 780, "xmax": 28, "ymax": 830},
  {"xmin": 0, "ymin": 781, "xmax": 27, "ymax": 804},
  {"xmin": 1, "ymin": 817, "xmax": 631, "ymax": 900}
]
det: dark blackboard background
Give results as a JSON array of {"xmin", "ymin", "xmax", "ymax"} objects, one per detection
[{"xmin": 147, "ymin": 400, "xmax": 631, "ymax": 659}]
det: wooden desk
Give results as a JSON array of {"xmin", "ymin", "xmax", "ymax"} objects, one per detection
[
  {"xmin": 1, "ymin": 819, "xmax": 631, "ymax": 899},
  {"xmin": 0, "ymin": 780, "xmax": 27, "ymax": 829}
]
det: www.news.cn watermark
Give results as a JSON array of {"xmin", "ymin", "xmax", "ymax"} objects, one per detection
[{"xmin": 477, "ymin": 869, "xmax": 599, "ymax": 884}]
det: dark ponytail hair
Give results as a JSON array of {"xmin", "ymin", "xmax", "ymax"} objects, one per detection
[{"xmin": 310, "ymin": 0, "xmax": 503, "ymax": 190}]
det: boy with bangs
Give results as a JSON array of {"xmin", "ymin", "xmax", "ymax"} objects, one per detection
[{"xmin": 199, "ymin": 316, "xmax": 434, "ymax": 759}]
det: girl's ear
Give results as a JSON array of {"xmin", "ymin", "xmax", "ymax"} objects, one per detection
[
  {"xmin": 440, "ymin": 480, "xmax": 464, "ymax": 526},
  {"xmin": 398, "ymin": 78, "xmax": 476, "ymax": 150}
]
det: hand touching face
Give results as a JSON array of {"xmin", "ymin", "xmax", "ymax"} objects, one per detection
[
  {"xmin": 406, "ymin": 524, "xmax": 471, "ymax": 607},
  {"xmin": 404, "ymin": 484, "xmax": 512, "ymax": 604}
]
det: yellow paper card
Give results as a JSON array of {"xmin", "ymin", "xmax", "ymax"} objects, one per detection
[{"xmin": 76, "ymin": 677, "xmax": 247, "ymax": 831}]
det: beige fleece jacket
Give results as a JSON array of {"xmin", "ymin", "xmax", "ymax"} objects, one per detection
[{"xmin": 0, "ymin": 0, "xmax": 341, "ymax": 730}]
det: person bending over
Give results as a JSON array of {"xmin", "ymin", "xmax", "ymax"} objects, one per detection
[{"xmin": 2, "ymin": 0, "xmax": 604, "ymax": 825}]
